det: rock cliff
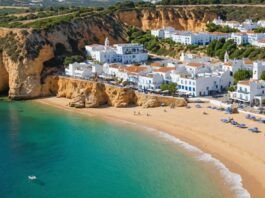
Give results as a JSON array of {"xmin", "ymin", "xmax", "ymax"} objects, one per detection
[
  {"xmin": 116, "ymin": 7, "xmax": 215, "ymax": 31},
  {"xmin": 48, "ymin": 76, "xmax": 187, "ymax": 108},
  {"xmin": 0, "ymin": 6, "xmax": 254, "ymax": 99}
]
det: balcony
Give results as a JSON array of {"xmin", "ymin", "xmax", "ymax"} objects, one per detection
[{"xmin": 236, "ymin": 89, "xmax": 249, "ymax": 94}]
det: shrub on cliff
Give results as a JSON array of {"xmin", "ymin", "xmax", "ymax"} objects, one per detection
[
  {"xmin": 206, "ymin": 23, "xmax": 238, "ymax": 33},
  {"xmin": 64, "ymin": 55, "xmax": 85, "ymax": 65},
  {"xmin": 233, "ymin": 70, "xmax": 252, "ymax": 84},
  {"xmin": 206, "ymin": 39, "xmax": 265, "ymax": 61}
]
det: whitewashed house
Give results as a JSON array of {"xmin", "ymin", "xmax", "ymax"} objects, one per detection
[
  {"xmin": 222, "ymin": 52, "xmax": 253, "ymax": 74},
  {"xmin": 247, "ymin": 33, "xmax": 265, "ymax": 45},
  {"xmin": 138, "ymin": 73, "xmax": 164, "ymax": 90},
  {"xmin": 257, "ymin": 20, "xmax": 265, "ymax": 28},
  {"xmin": 117, "ymin": 65, "xmax": 152, "ymax": 83},
  {"xmin": 230, "ymin": 80, "xmax": 265, "ymax": 106},
  {"xmin": 230, "ymin": 61, "xmax": 265, "ymax": 106},
  {"xmin": 86, "ymin": 38, "xmax": 148, "ymax": 64},
  {"xmin": 238, "ymin": 19, "xmax": 257, "ymax": 32},
  {"xmin": 169, "ymin": 58, "xmax": 233, "ymax": 96},
  {"xmin": 65, "ymin": 62, "xmax": 93, "ymax": 79},
  {"xmin": 180, "ymin": 52, "xmax": 210, "ymax": 64},
  {"xmin": 172, "ymin": 70, "xmax": 233, "ymax": 97},
  {"xmin": 252, "ymin": 39, "xmax": 265, "ymax": 48},
  {"xmin": 153, "ymin": 67, "xmax": 176, "ymax": 82},
  {"xmin": 231, "ymin": 32, "xmax": 248, "ymax": 45}
]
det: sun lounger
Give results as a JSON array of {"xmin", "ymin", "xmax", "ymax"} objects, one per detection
[
  {"xmin": 248, "ymin": 127, "xmax": 260, "ymax": 133},
  {"xmin": 195, "ymin": 104, "xmax": 201, "ymax": 108},
  {"xmin": 231, "ymin": 120, "xmax": 238, "ymax": 126},
  {"xmin": 237, "ymin": 124, "xmax": 247, "ymax": 128}
]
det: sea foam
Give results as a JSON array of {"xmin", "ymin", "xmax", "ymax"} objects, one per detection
[
  {"xmin": 118, "ymin": 120, "xmax": 251, "ymax": 198},
  {"xmin": 159, "ymin": 131, "xmax": 250, "ymax": 198}
]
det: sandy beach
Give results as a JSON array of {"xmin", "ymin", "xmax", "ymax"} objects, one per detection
[{"xmin": 35, "ymin": 97, "xmax": 265, "ymax": 197}]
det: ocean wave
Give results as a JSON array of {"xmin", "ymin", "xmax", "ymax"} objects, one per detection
[
  {"xmin": 159, "ymin": 132, "xmax": 250, "ymax": 198},
  {"xmin": 114, "ymin": 119, "xmax": 250, "ymax": 198}
]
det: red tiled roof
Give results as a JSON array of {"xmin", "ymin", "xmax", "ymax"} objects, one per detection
[
  {"xmin": 154, "ymin": 67, "xmax": 175, "ymax": 73},
  {"xmin": 187, "ymin": 63, "xmax": 204, "ymax": 68}
]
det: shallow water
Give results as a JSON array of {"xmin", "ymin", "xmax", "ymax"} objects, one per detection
[{"xmin": 0, "ymin": 101, "xmax": 226, "ymax": 198}]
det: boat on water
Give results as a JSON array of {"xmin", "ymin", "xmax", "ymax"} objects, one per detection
[{"xmin": 28, "ymin": 176, "xmax": 37, "ymax": 180}]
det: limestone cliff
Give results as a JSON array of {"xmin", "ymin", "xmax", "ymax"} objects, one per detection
[
  {"xmin": 0, "ymin": 15, "xmax": 128, "ymax": 99},
  {"xmin": 115, "ymin": 7, "xmax": 215, "ymax": 31},
  {"xmin": 49, "ymin": 76, "xmax": 187, "ymax": 108},
  {"xmin": 0, "ymin": 6, "xmax": 256, "ymax": 99}
]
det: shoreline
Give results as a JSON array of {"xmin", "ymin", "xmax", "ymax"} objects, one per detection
[{"xmin": 34, "ymin": 97, "xmax": 265, "ymax": 197}]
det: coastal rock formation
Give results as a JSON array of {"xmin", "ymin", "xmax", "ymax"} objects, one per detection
[
  {"xmin": 50, "ymin": 76, "xmax": 187, "ymax": 108},
  {"xmin": 1, "ymin": 6, "xmax": 263, "ymax": 99},
  {"xmin": 116, "ymin": 7, "xmax": 215, "ymax": 31}
]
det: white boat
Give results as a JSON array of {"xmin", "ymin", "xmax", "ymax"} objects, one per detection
[{"xmin": 28, "ymin": 175, "xmax": 37, "ymax": 180}]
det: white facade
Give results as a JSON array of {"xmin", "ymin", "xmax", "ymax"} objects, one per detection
[
  {"xmin": 231, "ymin": 80, "xmax": 265, "ymax": 105},
  {"xmin": 253, "ymin": 61, "xmax": 265, "ymax": 80},
  {"xmin": 65, "ymin": 62, "xmax": 94, "ymax": 79},
  {"xmin": 151, "ymin": 27, "xmax": 229, "ymax": 45},
  {"xmin": 172, "ymin": 70, "xmax": 233, "ymax": 97},
  {"xmin": 86, "ymin": 38, "xmax": 148, "ymax": 64},
  {"xmin": 231, "ymin": 33, "xmax": 248, "ymax": 45},
  {"xmin": 252, "ymin": 39, "xmax": 265, "ymax": 48},
  {"xmin": 138, "ymin": 73, "xmax": 164, "ymax": 90}
]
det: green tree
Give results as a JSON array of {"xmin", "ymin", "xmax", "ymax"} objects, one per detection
[
  {"xmin": 161, "ymin": 82, "xmax": 178, "ymax": 95},
  {"xmin": 233, "ymin": 70, "xmax": 252, "ymax": 83},
  {"xmin": 63, "ymin": 55, "xmax": 84, "ymax": 65},
  {"xmin": 260, "ymin": 71, "xmax": 265, "ymax": 80}
]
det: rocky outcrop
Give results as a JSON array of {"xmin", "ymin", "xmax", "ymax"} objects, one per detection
[
  {"xmin": 116, "ymin": 7, "xmax": 215, "ymax": 31},
  {"xmin": 0, "ymin": 14, "xmax": 128, "ymax": 99},
  {"xmin": 2, "ymin": 5, "xmax": 261, "ymax": 99},
  {"xmin": 46, "ymin": 76, "xmax": 187, "ymax": 108}
]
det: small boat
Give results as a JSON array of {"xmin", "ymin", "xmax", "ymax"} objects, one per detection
[{"xmin": 28, "ymin": 176, "xmax": 37, "ymax": 180}]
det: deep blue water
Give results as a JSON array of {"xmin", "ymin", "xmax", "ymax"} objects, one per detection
[{"xmin": 0, "ymin": 100, "xmax": 225, "ymax": 198}]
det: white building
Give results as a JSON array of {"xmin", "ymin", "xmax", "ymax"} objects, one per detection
[
  {"xmin": 169, "ymin": 60, "xmax": 233, "ymax": 97},
  {"xmin": 171, "ymin": 70, "xmax": 233, "ymax": 97},
  {"xmin": 231, "ymin": 32, "xmax": 248, "ymax": 45},
  {"xmin": 138, "ymin": 73, "xmax": 164, "ymax": 90},
  {"xmin": 238, "ymin": 19, "xmax": 258, "ymax": 32},
  {"xmin": 257, "ymin": 20, "xmax": 265, "ymax": 28},
  {"xmin": 230, "ymin": 61, "xmax": 265, "ymax": 106},
  {"xmin": 151, "ymin": 27, "xmax": 229, "ymax": 45},
  {"xmin": 86, "ymin": 38, "xmax": 148, "ymax": 64},
  {"xmin": 153, "ymin": 67, "xmax": 176, "ymax": 82},
  {"xmin": 143, "ymin": 0, "xmax": 162, "ymax": 4},
  {"xmin": 65, "ymin": 63, "xmax": 93, "ymax": 79},
  {"xmin": 180, "ymin": 52, "xmax": 210, "ymax": 64},
  {"xmin": 230, "ymin": 80, "xmax": 265, "ymax": 106},
  {"xmin": 252, "ymin": 39, "xmax": 265, "ymax": 48}
]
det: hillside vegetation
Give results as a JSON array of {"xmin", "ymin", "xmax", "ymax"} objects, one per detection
[{"xmin": 159, "ymin": 0, "xmax": 265, "ymax": 5}]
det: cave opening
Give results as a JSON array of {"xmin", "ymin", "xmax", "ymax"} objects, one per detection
[{"xmin": 0, "ymin": 62, "xmax": 10, "ymax": 97}]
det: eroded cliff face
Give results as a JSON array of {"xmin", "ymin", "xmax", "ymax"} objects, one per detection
[
  {"xmin": 45, "ymin": 76, "xmax": 187, "ymax": 108},
  {"xmin": 0, "ymin": 15, "xmax": 128, "ymax": 99},
  {"xmin": 0, "ymin": 7, "xmax": 215, "ymax": 99},
  {"xmin": 116, "ymin": 7, "xmax": 216, "ymax": 31}
]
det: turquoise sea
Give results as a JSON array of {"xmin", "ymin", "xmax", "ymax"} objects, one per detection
[{"xmin": 0, "ymin": 100, "xmax": 229, "ymax": 198}]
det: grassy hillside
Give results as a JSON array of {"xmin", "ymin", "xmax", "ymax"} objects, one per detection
[{"xmin": 0, "ymin": 0, "xmax": 128, "ymax": 7}]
